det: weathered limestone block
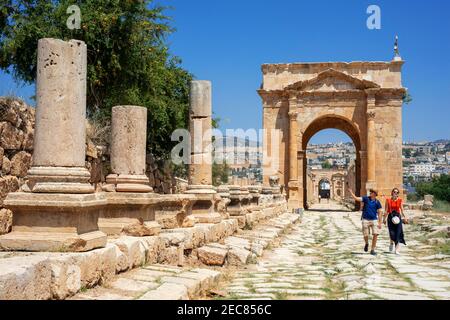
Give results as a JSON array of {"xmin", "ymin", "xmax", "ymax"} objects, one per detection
[
  {"xmin": 106, "ymin": 106, "xmax": 152, "ymax": 193},
  {"xmin": 122, "ymin": 220, "xmax": 161, "ymax": 237},
  {"xmin": 111, "ymin": 237, "xmax": 147, "ymax": 270},
  {"xmin": 10, "ymin": 151, "xmax": 32, "ymax": 178},
  {"xmin": 139, "ymin": 282, "xmax": 189, "ymax": 300},
  {"xmin": 22, "ymin": 129, "xmax": 34, "ymax": 151},
  {"xmin": 0, "ymin": 255, "xmax": 52, "ymax": 300},
  {"xmin": 49, "ymin": 261, "xmax": 81, "ymax": 299},
  {"xmin": 197, "ymin": 245, "xmax": 227, "ymax": 266},
  {"xmin": 154, "ymin": 195, "xmax": 196, "ymax": 229},
  {"xmin": 227, "ymin": 247, "xmax": 252, "ymax": 266},
  {"xmin": 0, "ymin": 176, "xmax": 19, "ymax": 203},
  {"xmin": 158, "ymin": 244, "xmax": 184, "ymax": 266},
  {"xmin": 0, "ymin": 208, "xmax": 12, "ymax": 235},
  {"xmin": 0, "ymin": 122, "xmax": 24, "ymax": 150},
  {"xmin": 1, "ymin": 156, "xmax": 10, "ymax": 175}
]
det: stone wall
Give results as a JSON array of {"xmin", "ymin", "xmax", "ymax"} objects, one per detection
[{"xmin": 0, "ymin": 98, "xmax": 35, "ymax": 234}]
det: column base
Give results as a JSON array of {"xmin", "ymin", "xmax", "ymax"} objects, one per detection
[
  {"xmin": 185, "ymin": 190, "xmax": 222, "ymax": 224},
  {"xmin": 106, "ymin": 174, "xmax": 153, "ymax": 193},
  {"xmin": 185, "ymin": 185, "xmax": 216, "ymax": 194},
  {"xmin": 26, "ymin": 166, "xmax": 94, "ymax": 194},
  {"xmin": 0, "ymin": 193, "xmax": 107, "ymax": 252}
]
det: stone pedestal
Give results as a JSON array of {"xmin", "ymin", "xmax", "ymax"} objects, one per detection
[
  {"xmin": 185, "ymin": 81, "xmax": 221, "ymax": 223},
  {"xmin": 226, "ymin": 186, "xmax": 246, "ymax": 228},
  {"xmin": 0, "ymin": 39, "xmax": 106, "ymax": 252},
  {"xmin": 98, "ymin": 193, "xmax": 161, "ymax": 236},
  {"xmin": 0, "ymin": 193, "xmax": 107, "ymax": 252},
  {"xmin": 106, "ymin": 106, "xmax": 152, "ymax": 193}
]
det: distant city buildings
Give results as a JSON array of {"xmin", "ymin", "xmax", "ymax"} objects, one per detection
[{"xmin": 212, "ymin": 136, "xmax": 449, "ymax": 186}]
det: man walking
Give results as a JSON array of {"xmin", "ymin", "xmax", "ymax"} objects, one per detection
[{"xmin": 347, "ymin": 187, "xmax": 383, "ymax": 255}]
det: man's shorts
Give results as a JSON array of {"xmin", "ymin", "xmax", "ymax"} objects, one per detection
[{"xmin": 362, "ymin": 219, "xmax": 380, "ymax": 237}]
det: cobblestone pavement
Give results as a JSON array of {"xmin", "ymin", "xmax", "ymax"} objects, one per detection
[{"xmin": 221, "ymin": 202, "xmax": 450, "ymax": 300}]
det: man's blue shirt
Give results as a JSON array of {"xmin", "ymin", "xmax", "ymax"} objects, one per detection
[{"xmin": 362, "ymin": 196, "xmax": 382, "ymax": 220}]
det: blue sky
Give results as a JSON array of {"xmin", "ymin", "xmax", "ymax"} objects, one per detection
[{"xmin": 1, "ymin": 0, "xmax": 449, "ymax": 144}]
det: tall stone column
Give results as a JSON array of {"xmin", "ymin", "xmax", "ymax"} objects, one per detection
[
  {"xmin": 288, "ymin": 110, "xmax": 299, "ymax": 210},
  {"xmin": 0, "ymin": 39, "xmax": 107, "ymax": 252},
  {"xmin": 366, "ymin": 111, "xmax": 377, "ymax": 194},
  {"xmin": 106, "ymin": 106, "xmax": 152, "ymax": 192},
  {"xmin": 365, "ymin": 90, "xmax": 377, "ymax": 195},
  {"xmin": 185, "ymin": 81, "xmax": 221, "ymax": 223},
  {"xmin": 26, "ymin": 38, "xmax": 93, "ymax": 194},
  {"xmin": 187, "ymin": 81, "xmax": 214, "ymax": 192},
  {"xmin": 297, "ymin": 150, "xmax": 306, "ymax": 209}
]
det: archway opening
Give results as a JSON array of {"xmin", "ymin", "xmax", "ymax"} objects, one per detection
[
  {"xmin": 318, "ymin": 178, "xmax": 331, "ymax": 200},
  {"xmin": 302, "ymin": 116, "xmax": 362, "ymax": 210}
]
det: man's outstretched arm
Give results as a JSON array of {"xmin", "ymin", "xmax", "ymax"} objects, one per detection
[{"xmin": 347, "ymin": 186, "xmax": 363, "ymax": 203}]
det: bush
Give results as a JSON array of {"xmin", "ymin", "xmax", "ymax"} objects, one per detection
[{"xmin": 416, "ymin": 174, "xmax": 450, "ymax": 202}]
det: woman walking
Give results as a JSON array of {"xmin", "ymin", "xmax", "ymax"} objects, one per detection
[{"xmin": 384, "ymin": 188, "xmax": 408, "ymax": 254}]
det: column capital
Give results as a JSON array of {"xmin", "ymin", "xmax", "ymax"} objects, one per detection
[
  {"xmin": 359, "ymin": 150, "xmax": 368, "ymax": 159},
  {"xmin": 367, "ymin": 111, "xmax": 376, "ymax": 120},
  {"xmin": 288, "ymin": 111, "xmax": 298, "ymax": 121}
]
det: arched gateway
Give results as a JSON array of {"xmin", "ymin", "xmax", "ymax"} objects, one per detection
[{"xmin": 258, "ymin": 61, "xmax": 406, "ymax": 209}]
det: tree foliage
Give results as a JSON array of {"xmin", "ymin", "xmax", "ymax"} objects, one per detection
[
  {"xmin": 0, "ymin": 0, "xmax": 192, "ymax": 158},
  {"xmin": 212, "ymin": 161, "xmax": 230, "ymax": 186},
  {"xmin": 416, "ymin": 174, "xmax": 450, "ymax": 202}
]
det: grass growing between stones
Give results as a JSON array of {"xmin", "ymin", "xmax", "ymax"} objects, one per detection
[
  {"xmin": 273, "ymin": 291, "xmax": 289, "ymax": 300},
  {"xmin": 434, "ymin": 241, "xmax": 450, "ymax": 255},
  {"xmin": 322, "ymin": 273, "xmax": 347, "ymax": 299}
]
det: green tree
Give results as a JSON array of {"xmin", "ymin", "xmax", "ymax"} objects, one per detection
[
  {"xmin": 403, "ymin": 148, "xmax": 412, "ymax": 158},
  {"xmin": 212, "ymin": 161, "xmax": 230, "ymax": 186},
  {"xmin": 322, "ymin": 161, "xmax": 332, "ymax": 169},
  {"xmin": 416, "ymin": 174, "xmax": 450, "ymax": 202},
  {"xmin": 0, "ymin": 0, "xmax": 192, "ymax": 158}
]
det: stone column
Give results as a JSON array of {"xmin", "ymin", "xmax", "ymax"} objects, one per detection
[
  {"xmin": 366, "ymin": 111, "xmax": 377, "ymax": 194},
  {"xmin": 187, "ymin": 81, "xmax": 214, "ymax": 192},
  {"xmin": 297, "ymin": 150, "xmax": 306, "ymax": 209},
  {"xmin": 0, "ymin": 39, "xmax": 107, "ymax": 252},
  {"xmin": 185, "ymin": 81, "xmax": 221, "ymax": 223},
  {"xmin": 287, "ymin": 110, "xmax": 299, "ymax": 210},
  {"xmin": 27, "ymin": 38, "xmax": 93, "ymax": 194},
  {"xmin": 106, "ymin": 106, "xmax": 152, "ymax": 192}
]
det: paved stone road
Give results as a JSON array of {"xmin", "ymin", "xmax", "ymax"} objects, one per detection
[{"xmin": 221, "ymin": 202, "xmax": 450, "ymax": 300}]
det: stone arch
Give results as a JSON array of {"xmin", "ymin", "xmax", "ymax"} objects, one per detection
[
  {"xmin": 301, "ymin": 114, "xmax": 362, "ymax": 151},
  {"xmin": 300, "ymin": 116, "xmax": 362, "ymax": 208},
  {"xmin": 259, "ymin": 61, "xmax": 406, "ymax": 210}
]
